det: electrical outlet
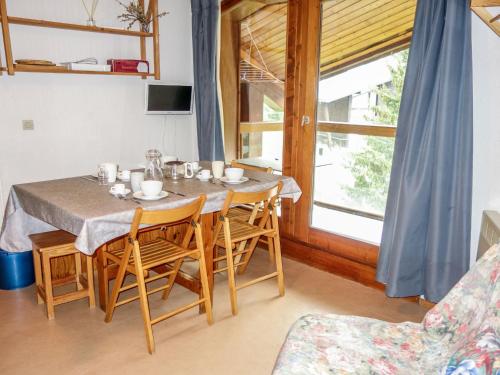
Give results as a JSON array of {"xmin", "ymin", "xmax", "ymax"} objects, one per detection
[{"xmin": 22, "ymin": 120, "xmax": 34, "ymax": 130}]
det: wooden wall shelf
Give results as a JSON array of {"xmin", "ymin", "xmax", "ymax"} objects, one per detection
[
  {"xmin": 1, "ymin": 65, "xmax": 154, "ymax": 77},
  {"xmin": 4, "ymin": 16, "xmax": 154, "ymax": 37},
  {"xmin": 0, "ymin": 0, "xmax": 160, "ymax": 79}
]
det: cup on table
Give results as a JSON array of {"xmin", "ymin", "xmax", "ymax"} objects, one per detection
[
  {"xmin": 212, "ymin": 161, "xmax": 225, "ymax": 179},
  {"xmin": 130, "ymin": 172, "xmax": 144, "ymax": 193},
  {"xmin": 224, "ymin": 168, "xmax": 244, "ymax": 182},
  {"xmin": 99, "ymin": 162, "xmax": 118, "ymax": 183},
  {"xmin": 117, "ymin": 170, "xmax": 131, "ymax": 181},
  {"xmin": 199, "ymin": 169, "xmax": 211, "ymax": 179},
  {"xmin": 110, "ymin": 183, "xmax": 126, "ymax": 195},
  {"xmin": 184, "ymin": 162, "xmax": 196, "ymax": 179},
  {"xmin": 141, "ymin": 180, "xmax": 163, "ymax": 197}
]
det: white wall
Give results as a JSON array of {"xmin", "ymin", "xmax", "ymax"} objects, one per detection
[
  {"xmin": 0, "ymin": 0, "xmax": 198, "ymax": 225},
  {"xmin": 470, "ymin": 14, "xmax": 500, "ymax": 261}
]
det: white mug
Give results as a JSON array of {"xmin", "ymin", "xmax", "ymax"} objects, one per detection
[
  {"xmin": 110, "ymin": 183, "xmax": 126, "ymax": 195},
  {"xmin": 212, "ymin": 161, "xmax": 225, "ymax": 179},
  {"xmin": 199, "ymin": 169, "xmax": 211, "ymax": 179},
  {"xmin": 100, "ymin": 162, "xmax": 117, "ymax": 183},
  {"xmin": 141, "ymin": 180, "xmax": 163, "ymax": 197},
  {"xmin": 130, "ymin": 172, "xmax": 144, "ymax": 193},
  {"xmin": 117, "ymin": 170, "xmax": 131, "ymax": 181},
  {"xmin": 184, "ymin": 163, "xmax": 195, "ymax": 178}
]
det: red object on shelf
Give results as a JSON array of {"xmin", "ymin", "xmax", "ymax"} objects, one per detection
[{"xmin": 107, "ymin": 59, "xmax": 149, "ymax": 74}]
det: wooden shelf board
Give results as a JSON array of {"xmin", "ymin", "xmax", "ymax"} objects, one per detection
[
  {"xmin": 1, "ymin": 65, "xmax": 154, "ymax": 77},
  {"xmin": 2, "ymin": 16, "xmax": 153, "ymax": 37}
]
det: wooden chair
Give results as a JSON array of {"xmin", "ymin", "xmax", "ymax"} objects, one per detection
[
  {"xmin": 30, "ymin": 230, "xmax": 95, "ymax": 320},
  {"xmin": 104, "ymin": 195, "xmax": 213, "ymax": 354},
  {"xmin": 230, "ymin": 160, "xmax": 273, "ymax": 174},
  {"xmin": 226, "ymin": 160, "xmax": 276, "ymax": 264},
  {"xmin": 210, "ymin": 182, "xmax": 284, "ymax": 315}
]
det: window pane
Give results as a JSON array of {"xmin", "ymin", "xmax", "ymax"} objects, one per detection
[
  {"xmin": 312, "ymin": 0, "xmax": 415, "ymax": 244},
  {"xmin": 238, "ymin": 4, "xmax": 287, "ymax": 166}
]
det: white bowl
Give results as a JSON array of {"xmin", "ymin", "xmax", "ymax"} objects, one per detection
[
  {"xmin": 140, "ymin": 180, "xmax": 163, "ymax": 197},
  {"xmin": 224, "ymin": 168, "xmax": 244, "ymax": 181}
]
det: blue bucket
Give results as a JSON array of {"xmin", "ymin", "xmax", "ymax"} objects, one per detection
[{"xmin": 0, "ymin": 249, "xmax": 35, "ymax": 290}]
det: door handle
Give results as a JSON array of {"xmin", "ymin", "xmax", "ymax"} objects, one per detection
[{"xmin": 301, "ymin": 115, "xmax": 310, "ymax": 127}]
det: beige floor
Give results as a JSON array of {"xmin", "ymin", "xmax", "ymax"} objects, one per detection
[{"xmin": 0, "ymin": 249, "xmax": 429, "ymax": 375}]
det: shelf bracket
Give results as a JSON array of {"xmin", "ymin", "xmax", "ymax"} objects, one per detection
[{"xmin": 152, "ymin": 0, "xmax": 160, "ymax": 80}]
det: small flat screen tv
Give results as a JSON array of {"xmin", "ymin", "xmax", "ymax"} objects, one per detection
[{"xmin": 145, "ymin": 82, "xmax": 193, "ymax": 115}]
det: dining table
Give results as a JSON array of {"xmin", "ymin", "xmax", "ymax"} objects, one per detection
[{"xmin": 0, "ymin": 162, "xmax": 301, "ymax": 311}]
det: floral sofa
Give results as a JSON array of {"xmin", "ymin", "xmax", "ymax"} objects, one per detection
[{"xmin": 273, "ymin": 245, "xmax": 499, "ymax": 374}]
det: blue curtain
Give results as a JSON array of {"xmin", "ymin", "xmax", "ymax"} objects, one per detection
[
  {"xmin": 376, "ymin": 0, "xmax": 473, "ymax": 302},
  {"xmin": 191, "ymin": 0, "xmax": 225, "ymax": 161}
]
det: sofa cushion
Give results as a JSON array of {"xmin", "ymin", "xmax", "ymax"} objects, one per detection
[
  {"xmin": 423, "ymin": 245, "xmax": 499, "ymax": 348},
  {"xmin": 442, "ymin": 325, "xmax": 500, "ymax": 375},
  {"xmin": 273, "ymin": 314, "xmax": 425, "ymax": 375}
]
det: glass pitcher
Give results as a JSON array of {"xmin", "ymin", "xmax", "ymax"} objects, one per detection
[
  {"xmin": 144, "ymin": 149, "xmax": 164, "ymax": 182},
  {"xmin": 165, "ymin": 160, "xmax": 185, "ymax": 180}
]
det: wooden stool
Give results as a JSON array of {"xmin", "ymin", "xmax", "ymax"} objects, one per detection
[{"xmin": 30, "ymin": 230, "xmax": 95, "ymax": 319}]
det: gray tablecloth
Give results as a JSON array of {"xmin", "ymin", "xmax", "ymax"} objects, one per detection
[{"xmin": 0, "ymin": 169, "xmax": 301, "ymax": 255}]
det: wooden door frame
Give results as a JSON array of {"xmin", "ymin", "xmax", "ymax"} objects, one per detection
[{"xmin": 221, "ymin": 0, "xmax": 382, "ymax": 288}]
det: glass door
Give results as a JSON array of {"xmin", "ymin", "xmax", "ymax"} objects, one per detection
[{"xmin": 310, "ymin": 0, "xmax": 416, "ymax": 244}]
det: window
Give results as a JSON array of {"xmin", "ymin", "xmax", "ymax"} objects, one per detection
[{"xmin": 311, "ymin": 0, "xmax": 414, "ymax": 244}]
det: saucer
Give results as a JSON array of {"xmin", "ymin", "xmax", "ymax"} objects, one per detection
[
  {"xmin": 133, "ymin": 191, "xmax": 168, "ymax": 201},
  {"xmin": 109, "ymin": 188, "xmax": 131, "ymax": 197},
  {"xmin": 196, "ymin": 173, "xmax": 213, "ymax": 181},
  {"xmin": 220, "ymin": 176, "xmax": 249, "ymax": 185}
]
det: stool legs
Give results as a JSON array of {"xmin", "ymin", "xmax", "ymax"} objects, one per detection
[
  {"xmin": 41, "ymin": 252, "xmax": 55, "ymax": 320},
  {"xmin": 32, "ymin": 247, "xmax": 44, "ymax": 305},
  {"xmin": 32, "ymin": 249, "xmax": 95, "ymax": 319},
  {"xmin": 75, "ymin": 252, "xmax": 83, "ymax": 291},
  {"xmin": 85, "ymin": 255, "xmax": 96, "ymax": 308}
]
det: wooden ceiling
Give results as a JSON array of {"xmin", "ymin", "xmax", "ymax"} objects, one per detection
[{"xmin": 238, "ymin": 0, "xmax": 417, "ymax": 83}]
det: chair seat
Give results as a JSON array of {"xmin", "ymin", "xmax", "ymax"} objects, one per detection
[
  {"xmin": 216, "ymin": 219, "xmax": 273, "ymax": 246},
  {"xmin": 108, "ymin": 238, "xmax": 198, "ymax": 270},
  {"xmin": 226, "ymin": 206, "xmax": 264, "ymax": 220}
]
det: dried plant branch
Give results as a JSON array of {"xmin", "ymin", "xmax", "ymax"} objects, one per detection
[{"xmin": 115, "ymin": 0, "xmax": 167, "ymax": 32}]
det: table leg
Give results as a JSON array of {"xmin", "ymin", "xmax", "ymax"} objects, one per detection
[{"xmin": 96, "ymin": 245, "xmax": 109, "ymax": 311}]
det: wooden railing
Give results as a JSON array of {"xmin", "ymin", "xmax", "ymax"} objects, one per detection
[
  {"xmin": 240, "ymin": 120, "xmax": 394, "ymax": 221},
  {"xmin": 314, "ymin": 200, "xmax": 384, "ymax": 221},
  {"xmin": 240, "ymin": 121, "xmax": 397, "ymax": 137}
]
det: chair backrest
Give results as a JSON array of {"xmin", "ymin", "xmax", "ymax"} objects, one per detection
[
  {"xmin": 230, "ymin": 160, "xmax": 273, "ymax": 174},
  {"xmin": 422, "ymin": 244, "xmax": 499, "ymax": 348},
  {"xmin": 129, "ymin": 195, "xmax": 206, "ymax": 248},
  {"xmin": 221, "ymin": 182, "xmax": 283, "ymax": 227}
]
